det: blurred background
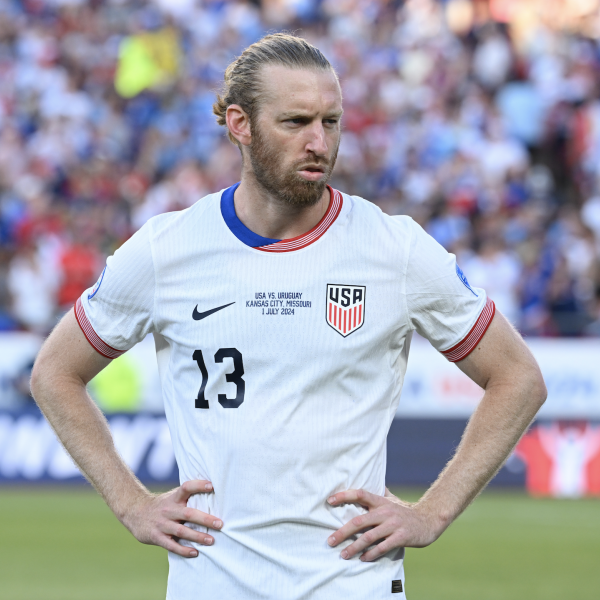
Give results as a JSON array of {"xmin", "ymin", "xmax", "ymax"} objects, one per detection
[{"xmin": 0, "ymin": 0, "xmax": 599, "ymax": 599}]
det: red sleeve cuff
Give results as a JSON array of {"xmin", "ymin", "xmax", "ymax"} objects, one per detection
[
  {"xmin": 441, "ymin": 298, "xmax": 496, "ymax": 362},
  {"xmin": 74, "ymin": 297, "xmax": 126, "ymax": 359}
]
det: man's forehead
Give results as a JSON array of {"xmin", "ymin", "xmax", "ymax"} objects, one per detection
[{"xmin": 259, "ymin": 65, "xmax": 342, "ymax": 114}]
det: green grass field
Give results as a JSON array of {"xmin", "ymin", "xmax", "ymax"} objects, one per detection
[{"xmin": 0, "ymin": 487, "xmax": 598, "ymax": 600}]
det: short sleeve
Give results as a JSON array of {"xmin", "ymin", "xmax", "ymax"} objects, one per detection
[
  {"xmin": 404, "ymin": 220, "xmax": 495, "ymax": 362},
  {"xmin": 74, "ymin": 223, "xmax": 155, "ymax": 358}
]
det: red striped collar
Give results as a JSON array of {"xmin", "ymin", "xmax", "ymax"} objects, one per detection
[{"xmin": 254, "ymin": 187, "xmax": 343, "ymax": 253}]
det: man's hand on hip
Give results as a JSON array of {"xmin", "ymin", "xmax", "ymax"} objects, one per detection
[
  {"xmin": 123, "ymin": 479, "xmax": 223, "ymax": 558},
  {"xmin": 326, "ymin": 488, "xmax": 444, "ymax": 562}
]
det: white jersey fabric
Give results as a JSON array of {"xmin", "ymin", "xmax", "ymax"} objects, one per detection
[{"xmin": 76, "ymin": 183, "xmax": 495, "ymax": 600}]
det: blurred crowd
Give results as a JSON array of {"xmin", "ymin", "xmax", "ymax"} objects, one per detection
[{"xmin": 2, "ymin": 0, "xmax": 600, "ymax": 336}]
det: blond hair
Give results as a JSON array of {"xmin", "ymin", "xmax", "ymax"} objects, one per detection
[{"xmin": 213, "ymin": 33, "xmax": 334, "ymax": 146}]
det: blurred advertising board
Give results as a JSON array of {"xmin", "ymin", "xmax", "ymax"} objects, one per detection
[
  {"xmin": 1, "ymin": 409, "xmax": 598, "ymax": 493},
  {"xmin": 0, "ymin": 333, "xmax": 41, "ymax": 408},
  {"xmin": 0, "ymin": 410, "xmax": 524, "ymax": 487},
  {"xmin": 0, "ymin": 410, "xmax": 178, "ymax": 484},
  {"xmin": 0, "ymin": 334, "xmax": 163, "ymax": 412},
  {"xmin": 1, "ymin": 332, "xmax": 600, "ymax": 418},
  {"xmin": 515, "ymin": 421, "xmax": 600, "ymax": 498},
  {"xmin": 1, "ymin": 328, "xmax": 599, "ymax": 489},
  {"xmin": 400, "ymin": 335, "xmax": 600, "ymax": 419}
]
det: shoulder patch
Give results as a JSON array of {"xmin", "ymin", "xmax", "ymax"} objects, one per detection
[
  {"xmin": 88, "ymin": 267, "xmax": 106, "ymax": 300},
  {"xmin": 456, "ymin": 264, "xmax": 478, "ymax": 297}
]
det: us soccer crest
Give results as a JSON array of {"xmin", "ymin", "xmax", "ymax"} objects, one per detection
[{"xmin": 326, "ymin": 284, "xmax": 366, "ymax": 337}]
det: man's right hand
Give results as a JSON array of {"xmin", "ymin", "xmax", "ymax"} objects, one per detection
[
  {"xmin": 31, "ymin": 313, "xmax": 223, "ymax": 559},
  {"xmin": 122, "ymin": 479, "xmax": 223, "ymax": 558}
]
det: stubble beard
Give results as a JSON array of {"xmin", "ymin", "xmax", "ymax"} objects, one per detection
[{"xmin": 248, "ymin": 122, "xmax": 339, "ymax": 207}]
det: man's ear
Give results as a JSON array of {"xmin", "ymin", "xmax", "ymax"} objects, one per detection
[{"xmin": 226, "ymin": 104, "xmax": 252, "ymax": 147}]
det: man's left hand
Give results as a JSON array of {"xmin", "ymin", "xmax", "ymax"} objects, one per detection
[{"xmin": 326, "ymin": 488, "xmax": 444, "ymax": 562}]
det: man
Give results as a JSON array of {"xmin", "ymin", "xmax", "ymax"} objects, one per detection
[{"xmin": 31, "ymin": 34, "xmax": 546, "ymax": 599}]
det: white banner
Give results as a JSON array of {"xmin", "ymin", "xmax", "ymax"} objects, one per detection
[
  {"xmin": 0, "ymin": 334, "xmax": 163, "ymax": 411},
  {"xmin": 2, "ymin": 333, "xmax": 600, "ymax": 418},
  {"xmin": 399, "ymin": 335, "xmax": 600, "ymax": 418},
  {"xmin": 0, "ymin": 333, "xmax": 41, "ymax": 407}
]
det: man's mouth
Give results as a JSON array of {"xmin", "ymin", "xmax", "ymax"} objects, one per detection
[{"xmin": 298, "ymin": 165, "xmax": 326, "ymax": 180}]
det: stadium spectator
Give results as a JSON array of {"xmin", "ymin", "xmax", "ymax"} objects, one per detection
[
  {"xmin": 2, "ymin": 0, "xmax": 600, "ymax": 337},
  {"xmin": 7, "ymin": 242, "xmax": 57, "ymax": 333}
]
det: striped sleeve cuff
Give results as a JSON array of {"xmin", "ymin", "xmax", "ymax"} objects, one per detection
[
  {"xmin": 74, "ymin": 297, "xmax": 126, "ymax": 359},
  {"xmin": 441, "ymin": 298, "xmax": 496, "ymax": 363}
]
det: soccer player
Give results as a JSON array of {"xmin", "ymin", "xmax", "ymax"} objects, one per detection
[{"xmin": 31, "ymin": 34, "xmax": 546, "ymax": 599}]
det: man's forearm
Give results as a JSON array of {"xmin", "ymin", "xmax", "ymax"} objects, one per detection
[
  {"xmin": 415, "ymin": 374, "xmax": 546, "ymax": 530},
  {"xmin": 29, "ymin": 309, "xmax": 223, "ymax": 558},
  {"xmin": 31, "ymin": 368, "xmax": 150, "ymax": 522},
  {"xmin": 328, "ymin": 312, "xmax": 547, "ymax": 560}
]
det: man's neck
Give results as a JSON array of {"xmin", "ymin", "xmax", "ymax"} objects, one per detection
[{"xmin": 233, "ymin": 172, "xmax": 330, "ymax": 241}]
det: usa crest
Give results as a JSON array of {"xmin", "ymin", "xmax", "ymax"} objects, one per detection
[{"xmin": 326, "ymin": 284, "xmax": 366, "ymax": 337}]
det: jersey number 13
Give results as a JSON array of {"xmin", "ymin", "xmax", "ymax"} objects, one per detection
[{"xmin": 193, "ymin": 348, "xmax": 245, "ymax": 409}]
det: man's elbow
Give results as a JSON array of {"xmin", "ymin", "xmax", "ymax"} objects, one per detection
[
  {"xmin": 30, "ymin": 354, "xmax": 50, "ymax": 401},
  {"xmin": 30, "ymin": 349, "xmax": 65, "ymax": 402},
  {"xmin": 527, "ymin": 367, "xmax": 547, "ymax": 411}
]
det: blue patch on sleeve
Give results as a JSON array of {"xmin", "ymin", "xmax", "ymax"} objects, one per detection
[
  {"xmin": 456, "ymin": 264, "xmax": 478, "ymax": 297},
  {"xmin": 88, "ymin": 267, "xmax": 106, "ymax": 300}
]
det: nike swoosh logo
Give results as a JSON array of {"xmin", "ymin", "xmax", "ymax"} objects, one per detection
[{"xmin": 192, "ymin": 302, "xmax": 235, "ymax": 321}]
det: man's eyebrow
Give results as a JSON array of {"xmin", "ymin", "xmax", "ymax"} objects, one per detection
[{"xmin": 279, "ymin": 110, "xmax": 344, "ymax": 119}]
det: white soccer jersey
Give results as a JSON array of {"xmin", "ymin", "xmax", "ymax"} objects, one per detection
[{"xmin": 76, "ymin": 183, "xmax": 494, "ymax": 600}]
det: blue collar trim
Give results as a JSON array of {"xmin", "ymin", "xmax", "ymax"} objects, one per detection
[{"xmin": 221, "ymin": 183, "xmax": 281, "ymax": 248}]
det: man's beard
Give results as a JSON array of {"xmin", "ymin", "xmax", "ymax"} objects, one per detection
[{"xmin": 248, "ymin": 123, "xmax": 339, "ymax": 207}]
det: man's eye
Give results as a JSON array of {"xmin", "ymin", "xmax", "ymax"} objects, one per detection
[
  {"xmin": 324, "ymin": 119, "xmax": 338, "ymax": 126},
  {"xmin": 288, "ymin": 118, "xmax": 305, "ymax": 125}
]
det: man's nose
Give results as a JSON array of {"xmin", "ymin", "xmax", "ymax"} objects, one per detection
[{"xmin": 305, "ymin": 123, "xmax": 328, "ymax": 157}]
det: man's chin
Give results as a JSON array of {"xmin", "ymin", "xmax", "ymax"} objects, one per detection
[{"xmin": 279, "ymin": 177, "xmax": 328, "ymax": 207}]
